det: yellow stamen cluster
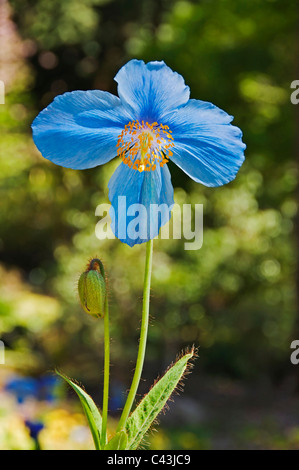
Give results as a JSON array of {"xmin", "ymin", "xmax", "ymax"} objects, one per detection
[{"xmin": 116, "ymin": 120, "xmax": 174, "ymax": 172}]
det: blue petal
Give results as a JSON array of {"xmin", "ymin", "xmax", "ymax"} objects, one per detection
[
  {"xmin": 31, "ymin": 90, "xmax": 131, "ymax": 169},
  {"xmin": 108, "ymin": 163, "xmax": 174, "ymax": 246},
  {"xmin": 114, "ymin": 59, "xmax": 190, "ymax": 123},
  {"xmin": 165, "ymin": 99, "xmax": 246, "ymax": 187}
]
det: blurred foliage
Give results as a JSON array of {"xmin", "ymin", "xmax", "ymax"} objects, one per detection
[{"xmin": 0, "ymin": 0, "xmax": 298, "ymax": 450}]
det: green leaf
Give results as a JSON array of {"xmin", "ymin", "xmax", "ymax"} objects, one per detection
[
  {"xmin": 125, "ymin": 349, "xmax": 195, "ymax": 450},
  {"xmin": 104, "ymin": 430, "xmax": 128, "ymax": 450},
  {"xmin": 56, "ymin": 370, "xmax": 103, "ymax": 450}
]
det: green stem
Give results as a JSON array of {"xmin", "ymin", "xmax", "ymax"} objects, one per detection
[
  {"xmin": 89, "ymin": 258, "xmax": 110, "ymax": 449},
  {"xmin": 117, "ymin": 239, "xmax": 153, "ymax": 432},
  {"xmin": 101, "ymin": 289, "xmax": 110, "ymax": 448}
]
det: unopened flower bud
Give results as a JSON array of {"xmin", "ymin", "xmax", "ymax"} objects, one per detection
[{"xmin": 78, "ymin": 259, "xmax": 106, "ymax": 318}]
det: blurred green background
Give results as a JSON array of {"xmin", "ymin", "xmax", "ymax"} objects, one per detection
[{"xmin": 0, "ymin": 0, "xmax": 298, "ymax": 450}]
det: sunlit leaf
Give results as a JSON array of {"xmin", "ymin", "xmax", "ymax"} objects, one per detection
[{"xmin": 126, "ymin": 349, "xmax": 195, "ymax": 450}]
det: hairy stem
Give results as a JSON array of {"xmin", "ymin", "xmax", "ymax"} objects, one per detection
[
  {"xmin": 89, "ymin": 258, "xmax": 110, "ymax": 449},
  {"xmin": 101, "ymin": 294, "xmax": 110, "ymax": 448},
  {"xmin": 117, "ymin": 239, "xmax": 153, "ymax": 432}
]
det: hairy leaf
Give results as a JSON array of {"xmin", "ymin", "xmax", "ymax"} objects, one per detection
[{"xmin": 126, "ymin": 349, "xmax": 195, "ymax": 449}]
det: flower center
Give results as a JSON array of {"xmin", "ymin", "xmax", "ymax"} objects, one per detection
[{"xmin": 116, "ymin": 120, "xmax": 174, "ymax": 172}]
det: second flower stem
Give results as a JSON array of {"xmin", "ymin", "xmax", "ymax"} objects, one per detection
[
  {"xmin": 101, "ymin": 294, "xmax": 110, "ymax": 448},
  {"xmin": 117, "ymin": 239, "xmax": 153, "ymax": 432}
]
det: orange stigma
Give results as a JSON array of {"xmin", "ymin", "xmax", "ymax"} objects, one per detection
[{"xmin": 116, "ymin": 120, "xmax": 174, "ymax": 172}]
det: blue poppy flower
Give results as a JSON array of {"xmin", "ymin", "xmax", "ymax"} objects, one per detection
[
  {"xmin": 25, "ymin": 420, "xmax": 44, "ymax": 440},
  {"xmin": 5, "ymin": 376, "xmax": 38, "ymax": 404},
  {"xmin": 32, "ymin": 59, "xmax": 246, "ymax": 246},
  {"xmin": 5, "ymin": 374, "xmax": 60, "ymax": 404}
]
